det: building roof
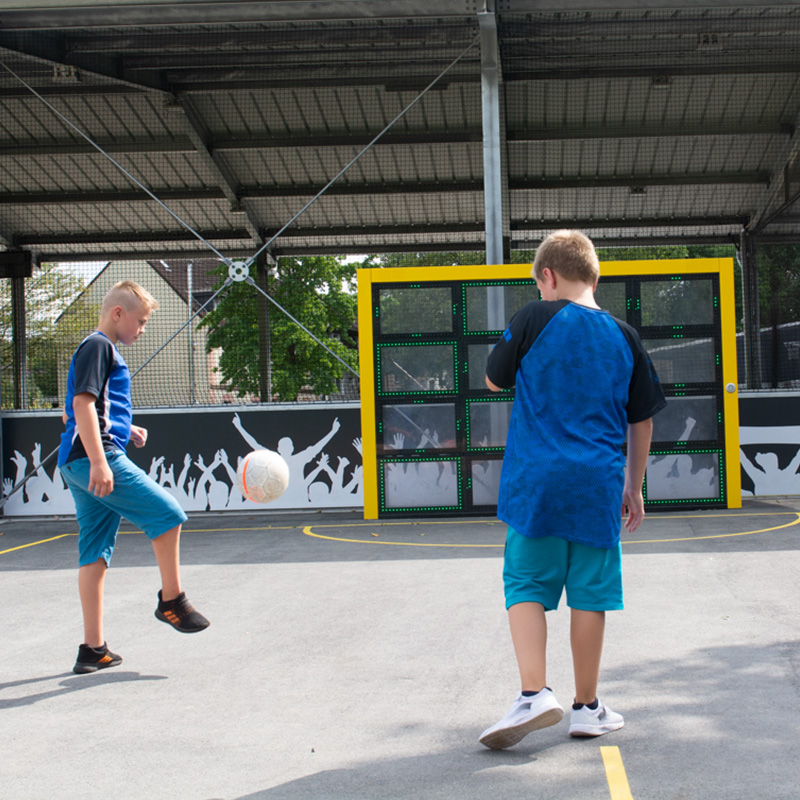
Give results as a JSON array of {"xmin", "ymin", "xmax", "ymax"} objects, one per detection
[{"xmin": 1, "ymin": 1, "xmax": 799, "ymax": 265}]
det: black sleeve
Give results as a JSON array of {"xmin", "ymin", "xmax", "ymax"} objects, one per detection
[
  {"xmin": 72, "ymin": 336, "xmax": 114, "ymax": 399},
  {"xmin": 485, "ymin": 300, "xmax": 568, "ymax": 389},
  {"xmin": 614, "ymin": 320, "xmax": 668, "ymax": 423}
]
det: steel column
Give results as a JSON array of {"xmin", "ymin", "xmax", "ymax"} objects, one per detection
[{"xmin": 479, "ymin": 4, "xmax": 504, "ymax": 266}]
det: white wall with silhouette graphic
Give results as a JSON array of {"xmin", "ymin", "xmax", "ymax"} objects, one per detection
[
  {"xmin": 4, "ymin": 394, "xmax": 800, "ymax": 516},
  {"xmin": 1, "ymin": 405, "xmax": 362, "ymax": 516},
  {"xmin": 739, "ymin": 393, "xmax": 800, "ymax": 497}
]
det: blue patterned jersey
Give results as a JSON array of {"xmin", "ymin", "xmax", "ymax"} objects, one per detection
[
  {"xmin": 58, "ymin": 331, "xmax": 133, "ymax": 466},
  {"xmin": 486, "ymin": 300, "xmax": 666, "ymax": 548}
]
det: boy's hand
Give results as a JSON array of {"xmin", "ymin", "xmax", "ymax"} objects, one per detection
[
  {"xmin": 89, "ymin": 460, "xmax": 114, "ymax": 497},
  {"xmin": 621, "ymin": 485, "xmax": 645, "ymax": 532},
  {"xmin": 130, "ymin": 425, "xmax": 148, "ymax": 448}
]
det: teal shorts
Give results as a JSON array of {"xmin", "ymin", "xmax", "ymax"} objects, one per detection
[
  {"xmin": 503, "ymin": 527, "xmax": 623, "ymax": 612},
  {"xmin": 60, "ymin": 450, "xmax": 188, "ymax": 567}
]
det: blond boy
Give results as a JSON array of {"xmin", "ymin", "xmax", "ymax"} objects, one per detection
[
  {"xmin": 480, "ymin": 231, "xmax": 665, "ymax": 748},
  {"xmin": 58, "ymin": 280, "xmax": 208, "ymax": 674}
]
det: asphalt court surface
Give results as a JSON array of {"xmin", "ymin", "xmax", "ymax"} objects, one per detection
[{"xmin": 2, "ymin": 498, "xmax": 799, "ymax": 799}]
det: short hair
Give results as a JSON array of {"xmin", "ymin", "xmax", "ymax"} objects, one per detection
[
  {"xmin": 532, "ymin": 230, "xmax": 600, "ymax": 284},
  {"xmin": 101, "ymin": 280, "xmax": 159, "ymax": 314}
]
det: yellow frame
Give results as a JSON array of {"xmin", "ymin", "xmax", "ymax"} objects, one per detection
[{"xmin": 358, "ymin": 259, "xmax": 741, "ymax": 518}]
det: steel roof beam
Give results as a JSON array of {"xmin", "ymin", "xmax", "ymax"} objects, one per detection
[
  {"xmin": 510, "ymin": 174, "xmax": 769, "ymax": 189},
  {"xmin": 65, "ymin": 27, "xmax": 471, "ymax": 55},
  {"xmin": 0, "ymin": 139, "xmax": 195, "ymax": 156},
  {"xmin": 15, "ymin": 214, "xmax": 749, "ymax": 249},
  {"xmin": 504, "ymin": 63, "xmax": 800, "ymax": 81},
  {"xmin": 0, "ymin": 2, "xmax": 478, "ymax": 30},
  {"xmin": 512, "ymin": 215, "xmax": 750, "ymax": 230},
  {"xmin": 0, "ymin": 171, "xmax": 767, "ymax": 207},
  {"xmin": 263, "ymin": 223, "xmax": 485, "ymax": 239},
  {"xmin": 498, "ymin": 16, "xmax": 800, "ymax": 39},
  {"xmin": 0, "ymin": 84, "xmax": 151, "ymax": 98},
  {"xmin": 0, "ymin": 37, "xmax": 173, "ymax": 95},
  {"xmin": 0, "ymin": 124, "xmax": 786, "ymax": 159},
  {"xmin": 33, "ymin": 232, "xmax": 767, "ymax": 265},
  {"xmin": 170, "ymin": 95, "xmax": 263, "ymax": 243},
  {"xmin": 0, "ymin": 183, "xmax": 483, "ymax": 204},
  {"xmin": 0, "ymin": 189, "xmax": 226, "ymax": 204},
  {"xmin": 16, "ymin": 228, "xmax": 252, "ymax": 246},
  {"xmin": 507, "ymin": 124, "xmax": 792, "ymax": 141}
]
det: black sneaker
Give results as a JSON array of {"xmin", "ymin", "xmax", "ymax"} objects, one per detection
[
  {"xmin": 155, "ymin": 590, "xmax": 210, "ymax": 633},
  {"xmin": 73, "ymin": 642, "xmax": 122, "ymax": 674}
]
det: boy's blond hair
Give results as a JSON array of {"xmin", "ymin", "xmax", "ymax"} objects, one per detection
[
  {"xmin": 101, "ymin": 280, "xmax": 159, "ymax": 315},
  {"xmin": 532, "ymin": 230, "xmax": 600, "ymax": 285}
]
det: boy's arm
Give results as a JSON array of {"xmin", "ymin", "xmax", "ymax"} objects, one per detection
[
  {"xmin": 485, "ymin": 375, "xmax": 503, "ymax": 392},
  {"xmin": 72, "ymin": 392, "xmax": 114, "ymax": 497},
  {"xmin": 622, "ymin": 417, "xmax": 653, "ymax": 533}
]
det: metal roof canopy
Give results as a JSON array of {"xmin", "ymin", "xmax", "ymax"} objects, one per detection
[{"xmin": 0, "ymin": 0, "xmax": 799, "ymax": 265}]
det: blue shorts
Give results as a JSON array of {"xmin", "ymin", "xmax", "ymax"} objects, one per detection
[
  {"xmin": 60, "ymin": 450, "xmax": 188, "ymax": 567},
  {"xmin": 503, "ymin": 527, "xmax": 623, "ymax": 612}
]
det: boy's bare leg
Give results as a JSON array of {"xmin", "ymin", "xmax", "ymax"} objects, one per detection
[
  {"xmin": 151, "ymin": 525, "xmax": 182, "ymax": 601},
  {"xmin": 508, "ymin": 602, "xmax": 548, "ymax": 692},
  {"xmin": 79, "ymin": 559, "xmax": 107, "ymax": 648},
  {"xmin": 570, "ymin": 608, "xmax": 605, "ymax": 704}
]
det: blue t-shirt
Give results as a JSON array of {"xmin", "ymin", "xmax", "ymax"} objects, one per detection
[
  {"xmin": 58, "ymin": 331, "xmax": 133, "ymax": 466},
  {"xmin": 486, "ymin": 300, "xmax": 666, "ymax": 548}
]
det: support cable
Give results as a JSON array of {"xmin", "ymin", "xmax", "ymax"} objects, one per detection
[
  {"xmin": 0, "ymin": 62, "xmax": 234, "ymax": 266},
  {"xmin": 0, "ymin": 279, "xmax": 232, "ymax": 509},
  {"xmin": 245, "ymin": 276, "xmax": 358, "ymax": 378},
  {"xmin": 243, "ymin": 37, "xmax": 479, "ymax": 267},
  {"xmin": 0, "ymin": 39, "xmax": 479, "ymax": 509}
]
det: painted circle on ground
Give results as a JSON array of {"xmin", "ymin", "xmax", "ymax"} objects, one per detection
[{"xmin": 301, "ymin": 513, "xmax": 800, "ymax": 548}]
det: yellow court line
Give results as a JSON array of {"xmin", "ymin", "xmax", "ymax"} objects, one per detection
[
  {"xmin": 601, "ymin": 746, "xmax": 634, "ymax": 800},
  {"xmin": 304, "ymin": 511, "xmax": 797, "ymax": 530},
  {"xmin": 0, "ymin": 533, "xmax": 75, "ymax": 555},
  {"xmin": 4, "ymin": 512, "xmax": 799, "ymax": 557},
  {"xmin": 0, "ymin": 524, "xmax": 301, "ymax": 558},
  {"xmin": 651, "ymin": 511, "xmax": 799, "ymax": 519},
  {"xmin": 624, "ymin": 513, "xmax": 800, "ymax": 544},
  {"xmin": 302, "ymin": 525, "xmax": 500, "ymax": 548},
  {"xmin": 180, "ymin": 525, "xmax": 299, "ymax": 533},
  {"xmin": 310, "ymin": 519, "xmax": 500, "ymax": 528},
  {"xmin": 303, "ymin": 513, "xmax": 800, "ymax": 548}
]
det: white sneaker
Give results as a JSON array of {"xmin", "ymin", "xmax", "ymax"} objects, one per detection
[
  {"xmin": 568, "ymin": 699, "xmax": 624, "ymax": 737},
  {"xmin": 479, "ymin": 689, "xmax": 565, "ymax": 749}
]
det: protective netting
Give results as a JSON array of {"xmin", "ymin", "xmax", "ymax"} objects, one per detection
[
  {"xmin": 3, "ymin": 10, "xmax": 800, "ymax": 406},
  {"xmin": 0, "ymin": 256, "xmax": 360, "ymax": 409},
  {"xmin": 0, "ymin": 17, "xmax": 483, "ymax": 408}
]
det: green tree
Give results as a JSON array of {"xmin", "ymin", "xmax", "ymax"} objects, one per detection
[
  {"xmin": 377, "ymin": 251, "xmax": 487, "ymax": 267},
  {"xmin": 757, "ymin": 244, "xmax": 800, "ymax": 327},
  {"xmin": 199, "ymin": 256, "xmax": 358, "ymax": 402},
  {"xmin": 0, "ymin": 264, "xmax": 88, "ymax": 409},
  {"xmin": 596, "ymin": 245, "xmax": 690, "ymax": 261}
]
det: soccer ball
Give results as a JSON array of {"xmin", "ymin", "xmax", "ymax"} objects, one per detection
[{"xmin": 236, "ymin": 449, "xmax": 290, "ymax": 504}]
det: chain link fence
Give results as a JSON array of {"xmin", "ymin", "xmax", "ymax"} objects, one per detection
[{"xmin": 0, "ymin": 256, "xmax": 359, "ymax": 410}]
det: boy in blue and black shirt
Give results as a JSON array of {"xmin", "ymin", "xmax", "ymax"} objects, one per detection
[
  {"xmin": 59, "ymin": 280, "xmax": 209, "ymax": 675},
  {"xmin": 480, "ymin": 230, "xmax": 665, "ymax": 749}
]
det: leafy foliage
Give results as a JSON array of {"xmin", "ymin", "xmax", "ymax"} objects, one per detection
[
  {"xmin": 375, "ymin": 251, "xmax": 487, "ymax": 267},
  {"xmin": 199, "ymin": 256, "xmax": 358, "ymax": 402},
  {"xmin": 758, "ymin": 244, "xmax": 800, "ymax": 327},
  {"xmin": 0, "ymin": 264, "xmax": 89, "ymax": 408}
]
